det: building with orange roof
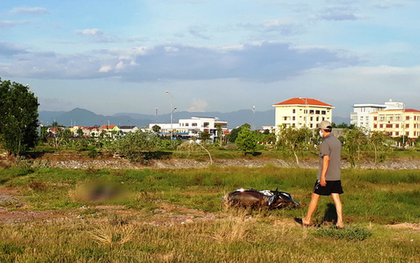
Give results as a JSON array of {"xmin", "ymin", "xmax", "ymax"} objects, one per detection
[
  {"xmin": 369, "ymin": 108, "xmax": 420, "ymax": 140},
  {"xmin": 272, "ymin": 97, "xmax": 334, "ymax": 130}
]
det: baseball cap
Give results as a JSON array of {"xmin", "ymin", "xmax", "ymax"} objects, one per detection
[{"xmin": 318, "ymin": 121, "xmax": 332, "ymax": 130}]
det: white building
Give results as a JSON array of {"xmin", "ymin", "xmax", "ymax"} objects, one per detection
[
  {"xmin": 272, "ymin": 97, "xmax": 334, "ymax": 130},
  {"xmin": 148, "ymin": 116, "xmax": 228, "ymax": 140},
  {"xmin": 350, "ymin": 99, "xmax": 404, "ymax": 131}
]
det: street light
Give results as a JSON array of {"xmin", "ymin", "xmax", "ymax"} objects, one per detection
[
  {"xmin": 166, "ymin": 90, "xmax": 174, "ymax": 141},
  {"xmin": 171, "ymin": 107, "xmax": 177, "ymax": 140}
]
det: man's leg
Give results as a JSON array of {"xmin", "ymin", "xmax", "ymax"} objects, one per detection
[
  {"xmin": 331, "ymin": 193, "xmax": 343, "ymax": 228},
  {"xmin": 302, "ymin": 193, "xmax": 320, "ymax": 225}
]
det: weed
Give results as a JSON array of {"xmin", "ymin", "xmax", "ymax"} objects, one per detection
[{"xmin": 312, "ymin": 226, "xmax": 373, "ymax": 241}]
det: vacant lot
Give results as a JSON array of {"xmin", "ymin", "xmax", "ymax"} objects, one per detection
[{"xmin": 0, "ymin": 165, "xmax": 419, "ymax": 262}]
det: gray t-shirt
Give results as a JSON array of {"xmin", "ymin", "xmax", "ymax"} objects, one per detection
[{"xmin": 318, "ymin": 134, "xmax": 342, "ymax": 181}]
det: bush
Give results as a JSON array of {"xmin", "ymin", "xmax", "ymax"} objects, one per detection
[{"xmin": 112, "ymin": 131, "xmax": 160, "ymax": 163}]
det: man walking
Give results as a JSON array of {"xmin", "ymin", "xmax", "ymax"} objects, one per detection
[{"xmin": 295, "ymin": 121, "xmax": 344, "ymax": 228}]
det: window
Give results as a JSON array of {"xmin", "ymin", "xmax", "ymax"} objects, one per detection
[
  {"xmin": 374, "ymin": 116, "xmax": 377, "ymax": 121},
  {"xmin": 374, "ymin": 124, "xmax": 377, "ymax": 128},
  {"xmin": 293, "ymin": 109, "xmax": 296, "ymax": 114},
  {"xmin": 316, "ymin": 110, "xmax": 320, "ymax": 114},
  {"xmin": 406, "ymin": 124, "xmax": 409, "ymax": 128},
  {"xmin": 192, "ymin": 123, "xmax": 197, "ymax": 127},
  {"xmin": 395, "ymin": 124, "xmax": 399, "ymax": 128},
  {"xmin": 310, "ymin": 110, "xmax": 314, "ymax": 114},
  {"xmin": 293, "ymin": 116, "xmax": 296, "ymax": 120},
  {"xmin": 386, "ymin": 124, "xmax": 392, "ymax": 128},
  {"xmin": 380, "ymin": 124, "xmax": 383, "ymax": 128},
  {"xmin": 395, "ymin": 132, "xmax": 399, "ymax": 136},
  {"xmin": 406, "ymin": 116, "xmax": 410, "ymax": 120},
  {"xmin": 283, "ymin": 117, "xmax": 288, "ymax": 121},
  {"xmin": 321, "ymin": 111, "xmax": 326, "ymax": 115}
]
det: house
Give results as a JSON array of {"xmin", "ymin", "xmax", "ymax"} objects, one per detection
[
  {"xmin": 261, "ymin": 126, "xmax": 276, "ymax": 133},
  {"xmin": 148, "ymin": 116, "xmax": 228, "ymax": 141},
  {"xmin": 118, "ymin": 126, "xmax": 139, "ymax": 135},
  {"xmin": 350, "ymin": 99, "xmax": 404, "ymax": 132},
  {"xmin": 97, "ymin": 125, "xmax": 120, "ymax": 138},
  {"xmin": 70, "ymin": 126, "xmax": 83, "ymax": 136},
  {"xmin": 369, "ymin": 108, "xmax": 420, "ymax": 140},
  {"xmin": 82, "ymin": 127, "xmax": 100, "ymax": 137},
  {"xmin": 272, "ymin": 98, "xmax": 334, "ymax": 130}
]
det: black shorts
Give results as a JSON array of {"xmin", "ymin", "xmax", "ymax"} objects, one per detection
[{"xmin": 313, "ymin": 180, "xmax": 343, "ymax": 196}]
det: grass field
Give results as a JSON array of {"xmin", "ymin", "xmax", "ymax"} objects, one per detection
[{"xmin": 1, "ymin": 166, "xmax": 419, "ymax": 262}]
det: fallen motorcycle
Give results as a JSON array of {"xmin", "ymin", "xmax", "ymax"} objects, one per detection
[{"xmin": 222, "ymin": 188, "xmax": 299, "ymax": 209}]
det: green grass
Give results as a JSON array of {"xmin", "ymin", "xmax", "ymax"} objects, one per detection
[{"xmin": 1, "ymin": 166, "xmax": 420, "ymax": 262}]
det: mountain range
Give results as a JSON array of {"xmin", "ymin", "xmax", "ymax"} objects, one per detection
[{"xmin": 39, "ymin": 108, "xmax": 349, "ymax": 129}]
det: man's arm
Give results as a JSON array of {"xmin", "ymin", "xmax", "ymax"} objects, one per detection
[{"xmin": 320, "ymin": 155, "xmax": 330, "ymax": 186}]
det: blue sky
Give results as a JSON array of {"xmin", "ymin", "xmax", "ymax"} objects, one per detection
[{"xmin": 1, "ymin": 0, "xmax": 420, "ymax": 121}]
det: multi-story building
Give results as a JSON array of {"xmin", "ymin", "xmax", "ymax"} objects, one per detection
[
  {"xmin": 272, "ymin": 97, "xmax": 334, "ymax": 130},
  {"xmin": 350, "ymin": 99, "xmax": 404, "ymax": 131},
  {"xmin": 369, "ymin": 109, "xmax": 420, "ymax": 139},
  {"xmin": 148, "ymin": 116, "xmax": 227, "ymax": 140}
]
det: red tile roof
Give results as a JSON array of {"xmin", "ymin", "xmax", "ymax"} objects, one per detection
[
  {"xmin": 381, "ymin": 109, "xmax": 420, "ymax": 113},
  {"xmin": 273, "ymin": 97, "xmax": 333, "ymax": 107},
  {"xmin": 99, "ymin": 125, "xmax": 116, "ymax": 129},
  {"xmin": 404, "ymin": 109, "xmax": 420, "ymax": 113}
]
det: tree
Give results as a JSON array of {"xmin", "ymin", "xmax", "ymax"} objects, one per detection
[
  {"xmin": 227, "ymin": 123, "xmax": 251, "ymax": 143},
  {"xmin": 0, "ymin": 79, "xmax": 39, "ymax": 156},
  {"xmin": 199, "ymin": 132, "xmax": 211, "ymax": 143},
  {"xmin": 332, "ymin": 122, "xmax": 355, "ymax": 129},
  {"xmin": 369, "ymin": 131, "xmax": 390, "ymax": 165},
  {"xmin": 235, "ymin": 126, "xmax": 258, "ymax": 154},
  {"xmin": 216, "ymin": 126, "xmax": 224, "ymax": 145},
  {"xmin": 276, "ymin": 125, "xmax": 312, "ymax": 164},
  {"xmin": 77, "ymin": 128, "xmax": 84, "ymax": 138},
  {"xmin": 152, "ymin": 125, "xmax": 161, "ymax": 133},
  {"xmin": 414, "ymin": 136, "xmax": 420, "ymax": 149},
  {"xmin": 343, "ymin": 127, "xmax": 367, "ymax": 168},
  {"xmin": 112, "ymin": 131, "xmax": 160, "ymax": 163}
]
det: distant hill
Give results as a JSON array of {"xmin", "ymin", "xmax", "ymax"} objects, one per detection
[
  {"xmin": 39, "ymin": 108, "xmax": 349, "ymax": 129},
  {"xmin": 39, "ymin": 108, "xmax": 152, "ymax": 127}
]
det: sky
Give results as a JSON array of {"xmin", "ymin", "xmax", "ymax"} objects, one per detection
[{"xmin": 1, "ymin": 0, "xmax": 420, "ymax": 120}]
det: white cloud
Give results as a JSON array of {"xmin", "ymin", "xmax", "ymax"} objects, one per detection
[
  {"xmin": 99, "ymin": 66, "xmax": 112, "ymax": 73},
  {"xmin": 74, "ymin": 29, "xmax": 116, "ymax": 43},
  {"xmin": 0, "ymin": 41, "xmax": 27, "ymax": 56},
  {"xmin": 11, "ymin": 7, "xmax": 49, "ymax": 15},
  {"xmin": 0, "ymin": 20, "xmax": 30, "ymax": 28},
  {"xmin": 75, "ymin": 28, "xmax": 104, "ymax": 37},
  {"xmin": 0, "ymin": 42, "xmax": 360, "ymax": 82},
  {"xmin": 187, "ymin": 98, "xmax": 208, "ymax": 112},
  {"xmin": 115, "ymin": 61, "xmax": 125, "ymax": 70},
  {"xmin": 372, "ymin": 0, "xmax": 409, "ymax": 9}
]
